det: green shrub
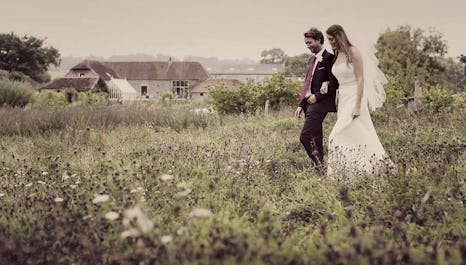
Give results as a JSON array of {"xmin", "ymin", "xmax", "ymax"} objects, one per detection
[
  {"xmin": 210, "ymin": 73, "xmax": 300, "ymax": 114},
  {"xmin": 75, "ymin": 91, "xmax": 109, "ymax": 105},
  {"xmin": 30, "ymin": 91, "xmax": 68, "ymax": 108},
  {"xmin": 7, "ymin": 71, "xmax": 28, "ymax": 82},
  {"xmin": 0, "ymin": 79, "xmax": 34, "ymax": 107},
  {"xmin": 161, "ymin": 91, "xmax": 174, "ymax": 103},
  {"xmin": 452, "ymin": 92, "xmax": 466, "ymax": 110},
  {"xmin": 421, "ymin": 85, "xmax": 454, "ymax": 113}
]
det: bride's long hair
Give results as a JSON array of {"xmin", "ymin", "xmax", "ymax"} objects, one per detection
[{"xmin": 326, "ymin": 24, "xmax": 353, "ymax": 64}]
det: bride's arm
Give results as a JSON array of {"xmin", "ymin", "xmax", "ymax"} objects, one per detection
[{"xmin": 351, "ymin": 47, "xmax": 364, "ymax": 117}]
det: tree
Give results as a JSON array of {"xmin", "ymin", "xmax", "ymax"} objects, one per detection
[
  {"xmin": 260, "ymin": 48, "xmax": 286, "ymax": 64},
  {"xmin": 375, "ymin": 26, "xmax": 448, "ymax": 96},
  {"xmin": 460, "ymin": 54, "xmax": 466, "ymax": 77},
  {"xmin": 284, "ymin": 53, "xmax": 310, "ymax": 78},
  {"xmin": 0, "ymin": 32, "xmax": 60, "ymax": 83}
]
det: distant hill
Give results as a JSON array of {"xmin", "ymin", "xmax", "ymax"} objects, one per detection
[{"xmin": 52, "ymin": 54, "xmax": 258, "ymax": 71}]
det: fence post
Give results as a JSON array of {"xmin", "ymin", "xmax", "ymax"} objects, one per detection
[
  {"xmin": 413, "ymin": 76, "xmax": 422, "ymax": 111},
  {"xmin": 264, "ymin": 100, "xmax": 270, "ymax": 116}
]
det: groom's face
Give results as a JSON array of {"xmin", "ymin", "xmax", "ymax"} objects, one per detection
[{"xmin": 305, "ymin": 37, "xmax": 321, "ymax": 54}]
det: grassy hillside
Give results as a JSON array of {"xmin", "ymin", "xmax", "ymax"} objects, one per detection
[{"xmin": 0, "ymin": 104, "xmax": 465, "ymax": 265}]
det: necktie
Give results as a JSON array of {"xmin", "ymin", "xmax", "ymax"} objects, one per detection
[{"xmin": 300, "ymin": 57, "xmax": 317, "ymax": 100}]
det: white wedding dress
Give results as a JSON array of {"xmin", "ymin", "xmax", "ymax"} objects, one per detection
[{"xmin": 327, "ymin": 62, "xmax": 392, "ymax": 180}]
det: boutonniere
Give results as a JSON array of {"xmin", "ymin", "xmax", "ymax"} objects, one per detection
[{"xmin": 316, "ymin": 54, "xmax": 323, "ymax": 63}]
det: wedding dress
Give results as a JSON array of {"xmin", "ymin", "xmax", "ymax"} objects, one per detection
[{"xmin": 327, "ymin": 62, "xmax": 392, "ymax": 180}]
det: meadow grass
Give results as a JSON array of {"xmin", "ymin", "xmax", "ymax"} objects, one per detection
[{"xmin": 0, "ymin": 104, "xmax": 465, "ymax": 264}]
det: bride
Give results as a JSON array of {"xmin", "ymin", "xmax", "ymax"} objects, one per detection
[{"xmin": 323, "ymin": 24, "xmax": 393, "ymax": 180}]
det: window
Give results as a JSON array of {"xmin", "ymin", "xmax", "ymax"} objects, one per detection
[
  {"xmin": 172, "ymin": 80, "xmax": 189, "ymax": 99},
  {"xmin": 141, "ymin": 85, "xmax": 148, "ymax": 97},
  {"xmin": 79, "ymin": 73, "xmax": 85, "ymax": 77}
]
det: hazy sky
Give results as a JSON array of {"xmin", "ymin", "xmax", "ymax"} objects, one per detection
[{"xmin": 1, "ymin": 0, "xmax": 465, "ymax": 61}]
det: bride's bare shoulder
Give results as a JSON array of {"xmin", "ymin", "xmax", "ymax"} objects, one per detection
[
  {"xmin": 350, "ymin": 46, "xmax": 361, "ymax": 56},
  {"xmin": 350, "ymin": 46, "xmax": 363, "ymax": 61}
]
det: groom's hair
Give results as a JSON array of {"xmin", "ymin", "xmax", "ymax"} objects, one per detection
[{"xmin": 304, "ymin": 28, "xmax": 324, "ymax": 44}]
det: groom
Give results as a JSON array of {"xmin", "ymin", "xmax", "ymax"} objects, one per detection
[{"xmin": 294, "ymin": 27, "xmax": 338, "ymax": 174}]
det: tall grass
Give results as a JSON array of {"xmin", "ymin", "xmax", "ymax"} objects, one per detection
[
  {"xmin": 0, "ymin": 79, "xmax": 34, "ymax": 107},
  {"xmin": 0, "ymin": 104, "xmax": 465, "ymax": 265},
  {"xmin": 0, "ymin": 104, "xmax": 212, "ymax": 137}
]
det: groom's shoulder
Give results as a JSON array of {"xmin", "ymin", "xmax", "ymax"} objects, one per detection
[{"xmin": 323, "ymin": 50, "xmax": 335, "ymax": 58}]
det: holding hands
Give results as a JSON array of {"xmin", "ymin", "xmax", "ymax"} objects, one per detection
[{"xmin": 320, "ymin": 81, "xmax": 329, "ymax": 94}]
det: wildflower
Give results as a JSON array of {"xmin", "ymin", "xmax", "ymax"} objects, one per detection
[
  {"xmin": 160, "ymin": 174, "xmax": 173, "ymax": 181},
  {"xmin": 0, "ymin": 193, "xmax": 5, "ymax": 197},
  {"xmin": 161, "ymin": 235, "xmax": 173, "ymax": 244},
  {"xmin": 54, "ymin": 197, "xmax": 64, "ymax": 203},
  {"xmin": 121, "ymin": 228, "xmax": 140, "ymax": 239},
  {"xmin": 42, "ymin": 171, "xmax": 48, "ymax": 176},
  {"xmin": 177, "ymin": 226, "xmax": 188, "ymax": 235},
  {"xmin": 62, "ymin": 172, "xmax": 71, "ymax": 180},
  {"xmin": 105, "ymin": 211, "xmax": 120, "ymax": 221},
  {"xmin": 37, "ymin": 180, "xmax": 46, "ymax": 185},
  {"xmin": 421, "ymin": 191, "xmax": 431, "ymax": 204},
  {"xmin": 92, "ymin": 194, "xmax": 110, "ymax": 204},
  {"xmin": 123, "ymin": 204, "xmax": 154, "ymax": 234},
  {"xmin": 69, "ymin": 185, "xmax": 77, "ymax": 189},
  {"xmin": 176, "ymin": 182, "xmax": 186, "ymax": 188},
  {"xmin": 25, "ymin": 183, "xmax": 33, "ymax": 187},
  {"xmin": 130, "ymin": 187, "xmax": 143, "ymax": 193},
  {"xmin": 174, "ymin": 189, "xmax": 192, "ymax": 199},
  {"xmin": 83, "ymin": 215, "xmax": 93, "ymax": 220},
  {"xmin": 189, "ymin": 208, "xmax": 213, "ymax": 218}
]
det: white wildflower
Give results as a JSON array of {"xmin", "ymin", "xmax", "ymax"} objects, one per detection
[
  {"xmin": 69, "ymin": 185, "xmax": 77, "ymax": 189},
  {"xmin": 42, "ymin": 171, "xmax": 48, "ymax": 176},
  {"xmin": 174, "ymin": 189, "xmax": 192, "ymax": 199},
  {"xmin": 161, "ymin": 235, "xmax": 173, "ymax": 244},
  {"xmin": 25, "ymin": 183, "xmax": 33, "ymax": 187},
  {"xmin": 75, "ymin": 180, "xmax": 81, "ymax": 184},
  {"xmin": 83, "ymin": 215, "xmax": 92, "ymax": 220},
  {"xmin": 121, "ymin": 228, "xmax": 140, "ymax": 239},
  {"xmin": 421, "ymin": 191, "xmax": 431, "ymax": 204},
  {"xmin": 176, "ymin": 226, "xmax": 188, "ymax": 236},
  {"xmin": 160, "ymin": 174, "xmax": 173, "ymax": 181},
  {"xmin": 37, "ymin": 180, "xmax": 46, "ymax": 185},
  {"xmin": 0, "ymin": 193, "xmax": 5, "ymax": 197},
  {"xmin": 123, "ymin": 204, "xmax": 154, "ymax": 234},
  {"xmin": 189, "ymin": 208, "xmax": 213, "ymax": 218},
  {"xmin": 92, "ymin": 194, "xmax": 110, "ymax": 204},
  {"xmin": 54, "ymin": 197, "xmax": 64, "ymax": 202},
  {"xmin": 105, "ymin": 211, "xmax": 120, "ymax": 221},
  {"xmin": 176, "ymin": 182, "xmax": 186, "ymax": 188},
  {"xmin": 62, "ymin": 172, "xmax": 71, "ymax": 180}
]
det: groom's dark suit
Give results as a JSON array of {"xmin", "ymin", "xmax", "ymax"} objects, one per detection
[{"xmin": 299, "ymin": 49, "xmax": 338, "ymax": 172}]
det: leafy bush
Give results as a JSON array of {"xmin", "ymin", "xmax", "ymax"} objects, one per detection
[
  {"xmin": 7, "ymin": 71, "xmax": 28, "ymax": 82},
  {"xmin": 0, "ymin": 78, "xmax": 34, "ymax": 107},
  {"xmin": 421, "ymin": 85, "xmax": 454, "ymax": 113},
  {"xmin": 210, "ymin": 73, "xmax": 300, "ymax": 114},
  {"xmin": 161, "ymin": 91, "xmax": 174, "ymax": 103},
  {"xmin": 75, "ymin": 91, "xmax": 108, "ymax": 106},
  {"xmin": 30, "ymin": 91, "xmax": 68, "ymax": 108},
  {"xmin": 452, "ymin": 92, "xmax": 466, "ymax": 110}
]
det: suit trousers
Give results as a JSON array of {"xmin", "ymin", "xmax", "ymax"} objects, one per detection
[{"xmin": 300, "ymin": 107, "xmax": 327, "ymax": 171}]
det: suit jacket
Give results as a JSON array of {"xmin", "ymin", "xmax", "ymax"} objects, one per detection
[{"xmin": 299, "ymin": 49, "xmax": 339, "ymax": 113}]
